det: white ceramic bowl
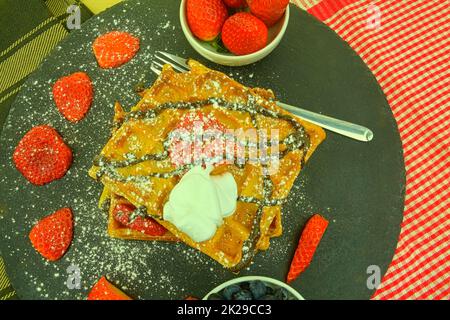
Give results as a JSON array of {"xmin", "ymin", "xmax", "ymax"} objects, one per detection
[
  {"xmin": 203, "ymin": 276, "xmax": 304, "ymax": 300},
  {"xmin": 180, "ymin": 0, "xmax": 290, "ymax": 66}
]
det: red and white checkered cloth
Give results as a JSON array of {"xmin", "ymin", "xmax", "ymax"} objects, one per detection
[{"xmin": 291, "ymin": 0, "xmax": 449, "ymax": 300}]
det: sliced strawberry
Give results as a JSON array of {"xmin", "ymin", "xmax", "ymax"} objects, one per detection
[
  {"xmin": 29, "ymin": 208, "xmax": 73, "ymax": 261},
  {"xmin": 87, "ymin": 276, "xmax": 132, "ymax": 300},
  {"xmin": 52, "ymin": 72, "xmax": 93, "ymax": 122},
  {"xmin": 13, "ymin": 125, "xmax": 72, "ymax": 186},
  {"xmin": 113, "ymin": 203, "xmax": 167, "ymax": 236},
  {"xmin": 247, "ymin": 0, "xmax": 290, "ymax": 26},
  {"xmin": 221, "ymin": 12, "xmax": 268, "ymax": 55},
  {"xmin": 286, "ymin": 214, "xmax": 329, "ymax": 283},
  {"xmin": 186, "ymin": 0, "xmax": 228, "ymax": 41},
  {"xmin": 93, "ymin": 31, "xmax": 140, "ymax": 69}
]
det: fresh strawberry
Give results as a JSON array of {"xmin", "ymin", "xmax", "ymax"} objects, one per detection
[
  {"xmin": 87, "ymin": 276, "xmax": 132, "ymax": 300},
  {"xmin": 29, "ymin": 208, "xmax": 73, "ymax": 261},
  {"xmin": 92, "ymin": 31, "xmax": 140, "ymax": 69},
  {"xmin": 113, "ymin": 203, "xmax": 167, "ymax": 236},
  {"xmin": 52, "ymin": 72, "xmax": 93, "ymax": 122},
  {"xmin": 221, "ymin": 12, "xmax": 268, "ymax": 55},
  {"xmin": 286, "ymin": 214, "xmax": 328, "ymax": 283},
  {"xmin": 223, "ymin": 0, "xmax": 247, "ymax": 8},
  {"xmin": 247, "ymin": 0, "xmax": 290, "ymax": 26},
  {"xmin": 13, "ymin": 125, "xmax": 72, "ymax": 186},
  {"xmin": 186, "ymin": 0, "xmax": 228, "ymax": 41}
]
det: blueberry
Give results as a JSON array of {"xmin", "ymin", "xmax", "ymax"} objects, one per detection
[
  {"xmin": 259, "ymin": 294, "xmax": 276, "ymax": 300},
  {"xmin": 232, "ymin": 289, "xmax": 253, "ymax": 300},
  {"xmin": 239, "ymin": 281, "xmax": 250, "ymax": 291},
  {"xmin": 207, "ymin": 293, "xmax": 223, "ymax": 300},
  {"xmin": 222, "ymin": 285, "xmax": 241, "ymax": 300},
  {"xmin": 273, "ymin": 287, "xmax": 289, "ymax": 300},
  {"xmin": 265, "ymin": 286, "xmax": 274, "ymax": 295},
  {"xmin": 249, "ymin": 280, "xmax": 267, "ymax": 299}
]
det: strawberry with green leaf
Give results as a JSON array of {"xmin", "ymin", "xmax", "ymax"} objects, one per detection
[{"xmin": 186, "ymin": 0, "xmax": 228, "ymax": 41}]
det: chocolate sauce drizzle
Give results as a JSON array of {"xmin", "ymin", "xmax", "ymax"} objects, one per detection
[{"xmin": 93, "ymin": 96, "xmax": 311, "ymax": 271}]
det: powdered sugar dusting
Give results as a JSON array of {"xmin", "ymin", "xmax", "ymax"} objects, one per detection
[{"xmin": 0, "ymin": 1, "xmax": 314, "ymax": 300}]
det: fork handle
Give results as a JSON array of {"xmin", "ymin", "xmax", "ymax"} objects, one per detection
[{"xmin": 277, "ymin": 102, "xmax": 374, "ymax": 142}]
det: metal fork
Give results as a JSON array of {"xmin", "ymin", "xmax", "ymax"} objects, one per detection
[{"xmin": 151, "ymin": 51, "xmax": 374, "ymax": 142}]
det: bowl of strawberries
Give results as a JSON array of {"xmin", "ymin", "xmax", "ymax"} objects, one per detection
[{"xmin": 180, "ymin": 0, "xmax": 290, "ymax": 66}]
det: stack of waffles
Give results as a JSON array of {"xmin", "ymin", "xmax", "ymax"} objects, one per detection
[{"xmin": 88, "ymin": 60, "xmax": 325, "ymax": 271}]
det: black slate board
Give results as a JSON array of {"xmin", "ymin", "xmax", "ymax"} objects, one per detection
[{"xmin": 0, "ymin": 0, "xmax": 405, "ymax": 300}]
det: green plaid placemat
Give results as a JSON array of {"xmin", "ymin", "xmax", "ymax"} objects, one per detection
[{"xmin": 0, "ymin": 0, "xmax": 93, "ymax": 300}]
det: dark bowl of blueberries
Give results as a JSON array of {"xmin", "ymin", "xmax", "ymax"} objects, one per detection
[{"xmin": 203, "ymin": 276, "xmax": 304, "ymax": 300}]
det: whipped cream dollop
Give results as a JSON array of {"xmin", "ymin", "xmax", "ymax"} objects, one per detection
[{"xmin": 163, "ymin": 165, "xmax": 238, "ymax": 242}]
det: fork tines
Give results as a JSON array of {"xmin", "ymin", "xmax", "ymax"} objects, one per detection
[{"xmin": 152, "ymin": 51, "xmax": 190, "ymax": 74}]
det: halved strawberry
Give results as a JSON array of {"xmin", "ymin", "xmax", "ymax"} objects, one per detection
[
  {"xmin": 286, "ymin": 214, "xmax": 329, "ymax": 283},
  {"xmin": 93, "ymin": 31, "xmax": 140, "ymax": 69},
  {"xmin": 13, "ymin": 125, "xmax": 72, "ymax": 186},
  {"xmin": 29, "ymin": 208, "xmax": 73, "ymax": 261},
  {"xmin": 52, "ymin": 72, "xmax": 93, "ymax": 122},
  {"xmin": 186, "ymin": 0, "xmax": 228, "ymax": 41},
  {"xmin": 87, "ymin": 276, "xmax": 132, "ymax": 300},
  {"xmin": 113, "ymin": 203, "xmax": 167, "ymax": 236}
]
